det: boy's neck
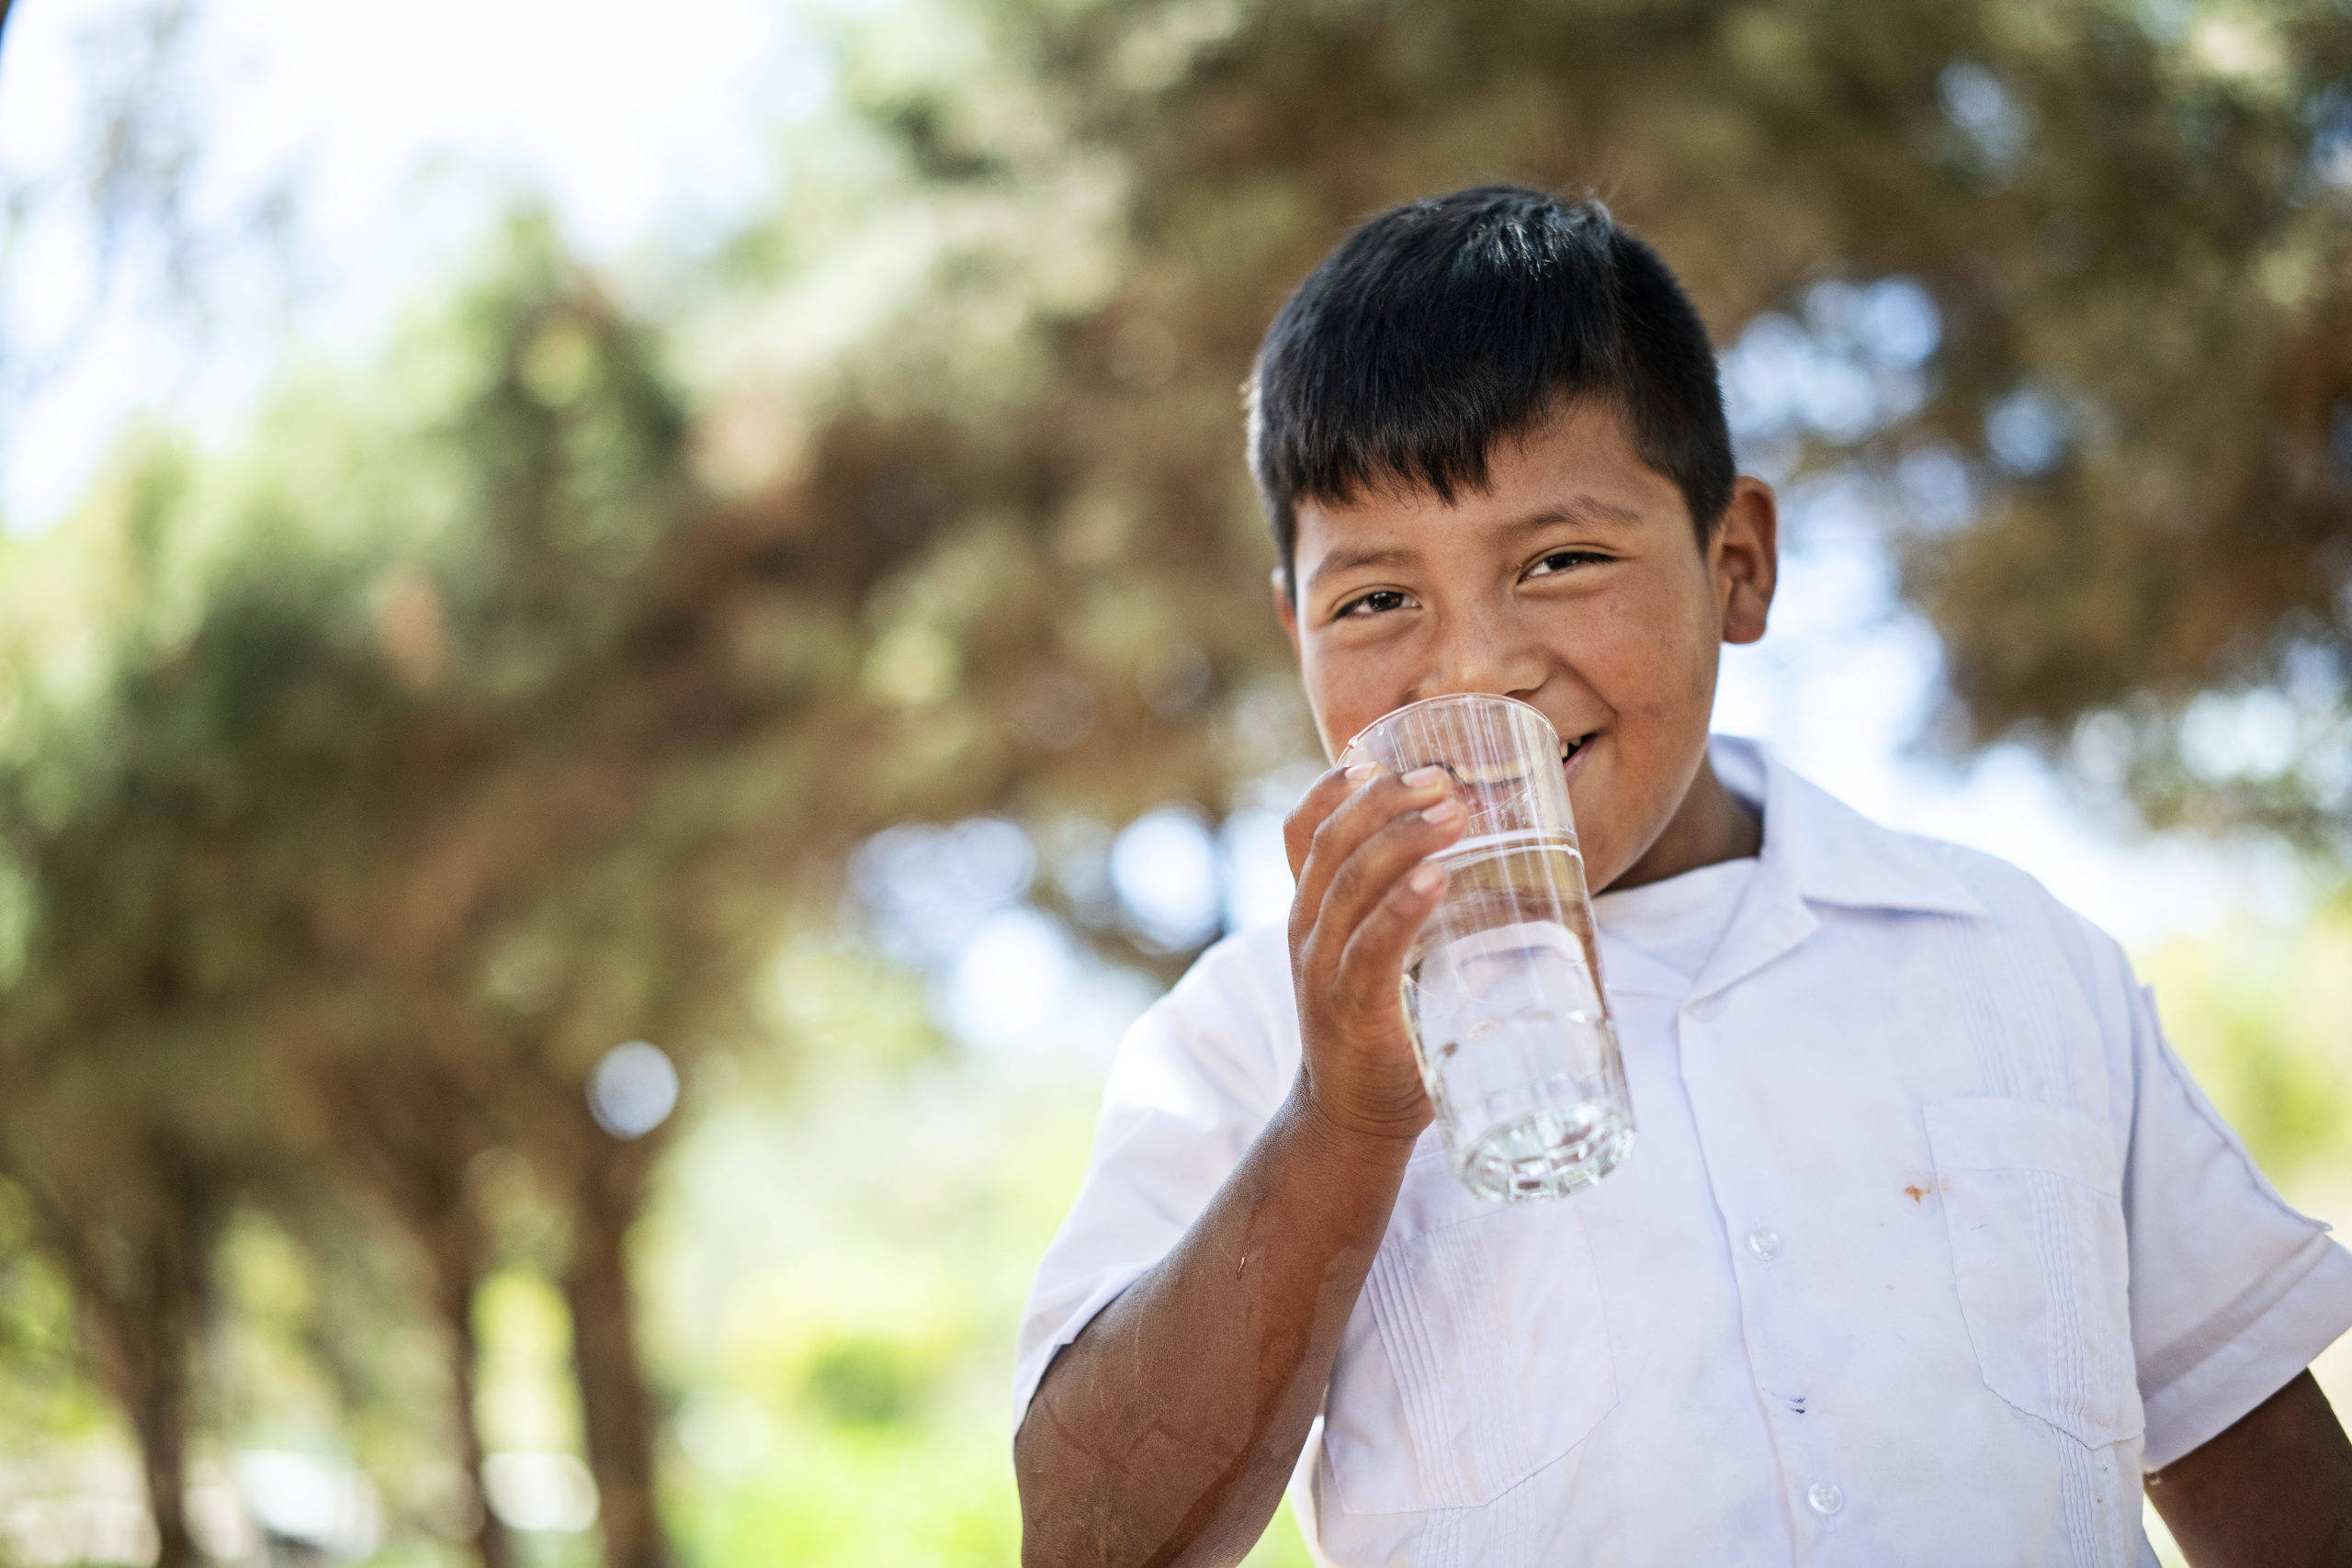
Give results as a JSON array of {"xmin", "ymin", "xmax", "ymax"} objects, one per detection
[{"xmin": 1606, "ymin": 752, "xmax": 1763, "ymax": 893}]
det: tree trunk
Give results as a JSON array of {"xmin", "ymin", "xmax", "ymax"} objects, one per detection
[
  {"xmin": 423, "ymin": 1227, "xmax": 514, "ymax": 1568},
  {"xmin": 127, "ymin": 1356, "xmax": 198, "ymax": 1568},
  {"xmin": 314, "ymin": 1063, "xmax": 514, "ymax": 1568},
  {"xmin": 560, "ymin": 1192, "xmax": 668, "ymax": 1568},
  {"xmin": 52, "ymin": 1210, "xmax": 205, "ymax": 1568}
]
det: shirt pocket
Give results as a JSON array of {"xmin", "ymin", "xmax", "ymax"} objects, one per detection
[
  {"xmin": 1320, "ymin": 1151, "xmax": 1618, "ymax": 1514},
  {"xmin": 1924, "ymin": 1097, "xmax": 2143, "ymax": 1449}
]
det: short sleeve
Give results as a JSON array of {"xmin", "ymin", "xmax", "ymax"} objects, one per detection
[
  {"xmin": 2117, "ymin": 973, "xmax": 2352, "ymax": 1469},
  {"xmin": 1010, "ymin": 927, "xmax": 1297, "ymax": 1433}
]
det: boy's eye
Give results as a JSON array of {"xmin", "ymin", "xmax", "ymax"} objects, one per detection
[
  {"xmin": 1336, "ymin": 589, "xmax": 1413, "ymax": 619},
  {"xmin": 1525, "ymin": 549, "xmax": 1608, "ymax": 579}
]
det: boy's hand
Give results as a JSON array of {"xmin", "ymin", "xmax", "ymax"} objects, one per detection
[{"xmin": 1283, "ymin": 762, "xmax": 1465, "ymax": 1147}]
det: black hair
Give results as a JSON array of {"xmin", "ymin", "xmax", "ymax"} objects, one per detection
[{"xmin": 1247, "ymin": 186, "xmax": 1735, "ymax": 593}]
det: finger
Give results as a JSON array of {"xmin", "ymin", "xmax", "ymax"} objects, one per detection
[
  {"xmin": 1289, "ymin": 763, "xmax": 1385, "ymax": 933},
  {"xmin": 1311, "ymin": 782, "xmax": 1464, "ymax": 953},
  {"xmin": 1298, "ymin": 767, "xmax": 1455, "ymax": 940},
  {"xmin": 1294, "ymin": 767, "xmax": 1450, "ymax": 941},
  {"xmin": 1284, "ymin": 764, "xmax": 1366, "ymax": 882},
  {"xmin": 1332, "ymin": 855, "xmax": 1448, "ymax": 1033}
]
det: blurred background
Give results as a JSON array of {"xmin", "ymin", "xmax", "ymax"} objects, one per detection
[{"xmin": 0, "ymin": 0, "xmax": 2346, "ymax": 1563}]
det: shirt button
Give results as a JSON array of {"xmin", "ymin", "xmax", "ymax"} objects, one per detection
[
  {"xmin": 1747, "ymin": 1228, "xmax": 1781, "ymax": 1260},
  {"xmin": 1806, "ymin": 1481, "xmax": 1844, "ymax": 1517},
  {"xmin": 1687, "ymin": 996, "xmax": 1720, "ymax": 1021}
]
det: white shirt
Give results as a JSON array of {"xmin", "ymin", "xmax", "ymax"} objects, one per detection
[
  {"xmin": 1593, "ymin": 853, "xmax": 1757, "ymax": 984},
  {"xmin": 1014, "ymin": 739, "xmax": 2352, "ymax": 1568}
]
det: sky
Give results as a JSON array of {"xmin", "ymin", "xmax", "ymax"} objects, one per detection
[
  {"xmin": 0, "ymin": 0, "xmax": 2309, "ymax": 1058},
  {"xmin": 0, "ymin": 0, "xmax": 819, "ymax": 526}
]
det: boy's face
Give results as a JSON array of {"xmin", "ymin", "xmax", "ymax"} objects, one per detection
[{"xmin": 1277, "ymin": 399, "xmax": 1778, "ymax": 892}]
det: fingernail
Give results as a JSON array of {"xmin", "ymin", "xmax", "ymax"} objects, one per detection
[
  {"xmin": 1344, "ymin": 762, "xmax": 1379, "ymax": 784},
  {"xmin": 1403, "ymin": 765, "xmax": 1447, "ymax": 790},
  {"xmin": 1422, "ymin": 797, "xmax": 1463, "ymax": 823},
  {"xmin": 1410, "ymin": 864, "xmax": 1443, "ymax": 894}
]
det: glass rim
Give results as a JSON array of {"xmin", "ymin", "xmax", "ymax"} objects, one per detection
[{"xmin": 1336, "ymin": 691, "xmax": 1563, "ymax": 762}]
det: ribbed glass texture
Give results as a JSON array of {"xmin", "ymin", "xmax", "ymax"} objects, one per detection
[{"xmin": 1340, "ymin": 694, "xmax": 1635, "ymax": 1201}]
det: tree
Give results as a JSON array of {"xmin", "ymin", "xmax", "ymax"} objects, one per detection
[
  {"xmin": 0, "ymin": 455, "xmax": 308, "ymax": 1568},
  {"xmin": 255, "ymin": 206, "xmax": 1301, "ymax": 1565},
  {"xmin": 801, "ymin": 0, "xmax": 2351, "ymax": 854},
  {"xmin": 0, "ymin": 192, "xmax": 1297, "ymax": 1566}
]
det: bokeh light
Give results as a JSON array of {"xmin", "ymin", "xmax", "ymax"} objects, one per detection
[
  {"xmin": 588, "ymin": 1041, "xmax": 680, "ymax": 1140},
  {"xmin": 1110, "ymin": 806, "xmax": 1223, "ymax": 952}
]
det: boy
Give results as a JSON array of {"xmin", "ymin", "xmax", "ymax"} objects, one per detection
[{"xmin": 1011, "ymin": 186, "xmax": 2352, "ymax": 1566}]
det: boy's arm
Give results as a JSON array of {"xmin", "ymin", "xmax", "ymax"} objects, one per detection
[
  {"xmin": 1014, "ymin": 763, "xmax": 1465, "ymax": 1568},
  {"xmin": 2145, "ymin": 1368, "xmax": 2352, "ymax": 1567},
  {"xmin": 1013, "ymin": 1086, "xmax": 1415, "ymax": 1567}
]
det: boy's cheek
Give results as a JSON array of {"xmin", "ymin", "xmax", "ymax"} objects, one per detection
[
  {"xmin": 1297, "ymin": 660, "xmax": 1401, "ymax": 761},
  {"xmin": 1572, "ymin": 742, "xmax": 1690, "ymax": 886}
]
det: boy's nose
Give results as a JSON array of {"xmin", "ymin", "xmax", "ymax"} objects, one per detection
[{"xmin": 1418, "ymin": 613, "xmax": 1554, "ymax": 704}]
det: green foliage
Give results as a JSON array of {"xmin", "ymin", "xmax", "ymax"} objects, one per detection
[
  {"xmin": 0, "ymin": 1182, "xmax": 112, "ymax": 1444},
  {"xmin": 800, "ymin": 1334, "xmax": 935, "ymax": 1427},
  {"xmin": 645, "ymin": 1025, "xmax": 1317, "ymax": 1568},
  {"xmin": 2141, "ymin": 899, "xmax": 2352, "ymax": 1189},
  {"xmin": 770, "ymin": 937, "xmax": 946, "ymax": 1074},
  {"xmin": 474, "ymin": 1269, "xmax": 586, "ymax": 1455},
  {"xmin": 0, "ymin": 209, "xmax": 760, "ymax": 1559}
]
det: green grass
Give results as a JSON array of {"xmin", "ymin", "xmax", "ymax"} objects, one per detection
[{"xmin": 640, "ymin": 1041, "xmax": 1321, "ymax": 1567}]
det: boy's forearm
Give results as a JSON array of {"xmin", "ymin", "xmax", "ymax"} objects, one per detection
[
  {"xmin": 2145, "ymin": 1368, "xmax": 2352, "ymax": 1567},
  {"xmin": 1015, "ymin": 1088, "xmax": 1417, "ymax": 1568}
]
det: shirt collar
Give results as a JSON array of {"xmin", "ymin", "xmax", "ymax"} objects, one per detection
[{"xmin": 1711, "ymin": 735, "xmax": 1990, "ymax": 921}]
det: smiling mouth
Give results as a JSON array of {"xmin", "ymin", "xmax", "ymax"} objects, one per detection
[{"xmin": 1561, "ymin": 732, "xmax": 1594, "ymax": 765}]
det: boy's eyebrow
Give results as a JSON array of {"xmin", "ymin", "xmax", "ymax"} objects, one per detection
[
  {"xmin": 1304, "ymin": 496, "xmax": 1646, "ymax": 592},
  {"xmin": 1504, "ymin": 497, "xmax": 1646, "ymax": 532},
  {"xmin": 1306, "ymin": 545, "xmax": 1416, "ymax": 590}
]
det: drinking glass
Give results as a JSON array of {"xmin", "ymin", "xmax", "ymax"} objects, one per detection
[{"xmin": 1339, "ymin": 693, "xmax": 1634, "ymax": 1201}]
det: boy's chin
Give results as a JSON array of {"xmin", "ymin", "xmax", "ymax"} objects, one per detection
[
  {"xmin": 1563, "ymin": 739, "xmax": 1633, "ymax": 880},
  {"xmin": 1582, "ymin": 844, "xmax": 1645, "ymax": 896},
  {"xmin": 1570, "ymin": 756, "xmax": 1693, "ymax": 893},
  {"xmin": 1571, "ymin": 821, "xmax": 1652, "ymax": 898}
]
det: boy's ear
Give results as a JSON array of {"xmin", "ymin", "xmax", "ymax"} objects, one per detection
[
  {"xmin": 1715, "ymin": 478, "xmax": 1779, "ymax": 647},
  {"xmin": 1272, "ymin": 570, "xmax": 1302, "ymax": 660}
]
